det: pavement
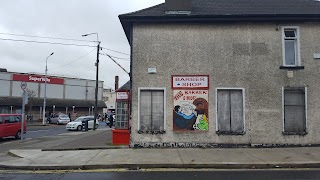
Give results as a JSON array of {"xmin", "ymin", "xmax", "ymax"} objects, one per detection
[
  {"xmin": 1, "ymin": 121, "xmax": 320, "ymax": 170},
  {"xmin": 3, "ymin": 143, "xmax": 320, "ymax": 170}
]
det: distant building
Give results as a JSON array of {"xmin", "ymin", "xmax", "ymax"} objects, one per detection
[
  {"xmin": 103, "ymin": 88, "xmax": 116, "ymax": 113},
  {"xmin": 0, "ymin": 70, "xmax": 106, "ymax": 120}
]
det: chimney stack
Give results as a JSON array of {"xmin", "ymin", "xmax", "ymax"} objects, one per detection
[
  {"xmin": 165, "ymin": 0, "xmax": 192, "ymax": 11},
  {"xmin": 115, "ymin": 76, "xmax": 119, "ymax": 90}
]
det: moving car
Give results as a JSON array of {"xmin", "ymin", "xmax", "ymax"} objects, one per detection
[
  {"xmin": 66, "ymin": 116, "xmax": 99, "ymax": 131},
  {"xmin": 0, "ymin": 114, "xmax": 26, "ymax": 139},
  {"xmin": 49, "ymin": 113, "xmax": 70, "ymax": 125}
]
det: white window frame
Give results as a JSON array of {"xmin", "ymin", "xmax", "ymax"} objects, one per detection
[
  {"xmin": 215, "ymin": 88, "xmax": 246, "ymax": 133},
  {"xmin": 138, "ymin": 87, "xmax": 166, "ymax": 131},
  {"xmin": 282, "ymin": 26, "xmax": 301, "ymax": 67},
  {"xmin": 282, "ymin": 86, "xmax": 307, "ymax": 133}
]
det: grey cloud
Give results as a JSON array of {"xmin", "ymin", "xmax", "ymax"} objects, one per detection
[{"xmin": 0, "ymin": 0, "xmax": 164, "ymax": 88}]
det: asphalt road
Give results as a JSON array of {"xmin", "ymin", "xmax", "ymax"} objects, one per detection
[
  {"xmin": 0, "ymin": 121, "xmax": 108, "ymax": 142},
  {"xmin": 1, "ymin": 169, "xmax": 320, "ymax": 180}
]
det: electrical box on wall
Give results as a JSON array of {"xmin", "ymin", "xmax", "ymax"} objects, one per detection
[
  {"xmin": 287, "ymin": 71, "xmax": 294, "ymax": 78},
  {"xmin": 148, "ymin": 68, "xmax": 157, "ymax": 74},
  {"xmin": 314, "ymin": 53, "xmax": 320, "ymax": 59}
]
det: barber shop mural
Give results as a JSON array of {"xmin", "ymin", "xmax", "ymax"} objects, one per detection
[{"xmin": 172, "ymin": 75, "xmax": 209, "ymax": 131}]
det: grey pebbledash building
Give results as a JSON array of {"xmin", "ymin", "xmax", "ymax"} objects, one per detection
[{"xmin": 119, "ymin": 0, "xmax": 320, "ymax": 147}]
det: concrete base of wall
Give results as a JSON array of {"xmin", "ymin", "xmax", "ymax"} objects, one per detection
[{"xmin": 130, "ymin": 142, "xmax": 320, "ymax": 148}]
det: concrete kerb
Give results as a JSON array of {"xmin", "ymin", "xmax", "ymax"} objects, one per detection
[
  {"xmin": 7, "ymin": 151, "xmax": 23, "ymax": 158},
  {"xmin": 42, "ymin": 146, "xmax": 129, "ymax": 151},
  {"xmin": 2, "ymin": 163, "xmax": 320, "ymax": 171}
]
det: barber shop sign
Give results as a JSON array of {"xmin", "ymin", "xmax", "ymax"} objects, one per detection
[{"xmin": 172, "ymin": 75, "xmax": 209, "ymax": 131}]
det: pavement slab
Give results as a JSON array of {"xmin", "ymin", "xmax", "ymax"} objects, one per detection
[
  {"xmin": 178, "ymin": 148, "xmax": 265, "ymax": 165},
  {"xmin": 245, "ymin": 147, "xmax": 320, "ymax": 165},
  {"xmin": 4, "ymin": 147, "xmax": 320, "ymax": 170}
]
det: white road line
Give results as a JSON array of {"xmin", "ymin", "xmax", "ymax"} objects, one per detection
[{"xmin": 27, "ymin": 130, "xmax": 50, "ymax": 133}]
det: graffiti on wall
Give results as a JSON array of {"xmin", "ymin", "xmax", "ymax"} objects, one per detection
[{"xmin": 173, "ymin": 90, "xmax": 209, "ymax": 131}]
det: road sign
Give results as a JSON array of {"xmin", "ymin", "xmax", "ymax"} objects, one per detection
[{"xmin": 21, "ymin": 81, "xmax": 27, "ymax": 90}]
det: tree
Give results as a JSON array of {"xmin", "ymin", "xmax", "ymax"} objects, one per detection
[{"xmin": 25, "ymin": 89, "xmax": 36, "ymax": 116}]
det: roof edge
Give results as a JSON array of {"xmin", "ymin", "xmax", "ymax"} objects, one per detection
[{"xmin": 119, "ymin": 3, "xmax": 165, "ymax": 17}]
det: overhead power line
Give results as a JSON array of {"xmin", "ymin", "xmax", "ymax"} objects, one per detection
[
  {"xmin": 0, "ymin": 32, "xmax": 130, "ymax": 57},
  {"xmin": 0, "ymin": 32, "xmax": 97, "ymax": 43},
  {"xmin": 100, "ymin": 53, "xmax": 130, "ymax": 61},
  {"xmin": 49, "ymin": 48, "xmax": 96, "ymax": 70},
  {"xmin": 101, "ymin": 47, "xmax": 130, "ymax": 56},
  {"xmin": 0, "ymin": 38, "xmax": 96, "ymax": 47},
  {"xmin": 101, "ymin": 50, "xmax": 130, "ymax": 76}
]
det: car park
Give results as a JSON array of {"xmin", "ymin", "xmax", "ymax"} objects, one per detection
[
  {"xmin": 66, "ymin": 116, "xmax": 99, "ymax": 131},
  {"xmin": 49, "ymin": 113, "xmax": 70, "ymax": 125}
]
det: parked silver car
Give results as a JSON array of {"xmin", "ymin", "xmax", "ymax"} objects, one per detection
[{"xmin": 49, "ymin": 114, "xmax": 70, "ymax": 125}]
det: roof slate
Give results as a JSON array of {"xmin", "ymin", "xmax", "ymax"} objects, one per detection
[
  {"xmin": 121, "ymin": 0, "xmax": 320, "ymax": 17},
  {"xmin": 116, "ymin": 81, "xmax": 130, "ymax": 91}
]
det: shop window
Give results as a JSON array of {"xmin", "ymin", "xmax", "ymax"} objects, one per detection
[
  {"xmin": 0, "ymin": 107, "xmax": 9, "ymax": 114},
  {"xmin": 116, "ymin": 101, "xmax": 128, "ymax": 129},
  {"xmin": 283, "ymin": 88, "xmax": 306, "ymax": 134},
  {"xmin": 217, "ymin": 89, "xmax": 244, "ymax": 134},
  {"xmin": 139, "ymin": 89, "xmax": 165, "ymax": 132}
]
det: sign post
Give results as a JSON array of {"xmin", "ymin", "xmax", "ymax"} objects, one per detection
[{"xmin": 20, "ymin": 82, "xmax": 28, "ymax": 141}]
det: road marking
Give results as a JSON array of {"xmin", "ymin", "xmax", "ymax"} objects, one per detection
[{"xmin": 27, "ymin": 130, "xmax": 50, "ymax": 133}]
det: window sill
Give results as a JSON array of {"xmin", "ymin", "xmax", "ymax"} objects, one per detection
[
  {"xmin": 282, "ymin": 131, "xmax": 308, "ymax": 136},
  {"xmin": 279, "ymin": 66, "xmax": 304, "ymax": 70},
  {"xmin": 137, "ymin": 130, "xmax": 166, "ymax": 134},
  {"xmin": 216, "ymin": 131, "xmax": 245, "ymax": 135}
]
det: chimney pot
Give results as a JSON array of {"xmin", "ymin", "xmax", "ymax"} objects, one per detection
[
  {"xmin": 115, "ymin": 76, "xmax": 119, "ymax": 90},
  {"xmin": 165, "ymin": 0, "xmax": 192, "ymax": 11}
]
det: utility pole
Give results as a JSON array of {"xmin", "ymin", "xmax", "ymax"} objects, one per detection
[
  {"xmin": 93, "ymin": 41, "xmax": 100, "ymax": 130},
  {"xmin": 82, "ymin": 32, "xmax": 100, "ymax": 131}
]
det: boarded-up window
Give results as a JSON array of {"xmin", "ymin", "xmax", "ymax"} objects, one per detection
[
  {"xmin": 139, "ymin": 90, "xmax": 164, "ymax": 131},
  {"xmin": 284, "ymin": 89, "xmax": 306, "ymax": 133},
  {"xmin": 217, "ymin": 89, "xmax": 244, "ymax": 134}
]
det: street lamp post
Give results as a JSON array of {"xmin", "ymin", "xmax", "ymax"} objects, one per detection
[
  {"xmin": 42, "ymin": 52, "xmax": 54, "ymax": 125},
  {"xmin": 82, "ymin": 33, "xmax": 100, "ymax": 130}
]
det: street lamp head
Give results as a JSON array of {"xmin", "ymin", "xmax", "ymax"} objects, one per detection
[
  {"xmin": 50, "ymin": 52, "xmax": 54, "ymax": 56},
  {"xmin": 81, "ymin": 33, "xmax": 99, "ymax": 42}
]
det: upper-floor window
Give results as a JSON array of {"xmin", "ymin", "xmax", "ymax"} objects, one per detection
[{"xmin": 282, "ymin": 27, "xmax": 300, "ymax": 66}]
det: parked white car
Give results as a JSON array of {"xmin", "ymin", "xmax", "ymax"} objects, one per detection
[{"xmin": 66, "ymin": 116, "xmax": 99, "ymax": 131}]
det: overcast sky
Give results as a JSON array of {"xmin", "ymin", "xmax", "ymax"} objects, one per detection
[{"xmin": 0, "ymin": 0, "xmax": 164, "ymax": 89}]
